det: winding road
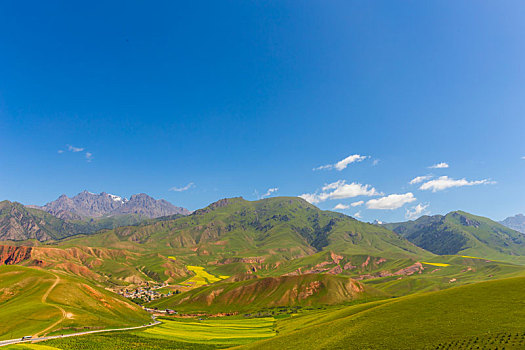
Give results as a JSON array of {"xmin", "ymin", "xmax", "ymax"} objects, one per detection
[
  {"xmin": 34, "ymin": 274, "xmax": 67, "ymax": 338},
  {"xmin": 0, "ymin": 318, "xmax": 160, "ymax": 347},
  {"xmin": 0, "ymin": 272, "xmax": 161, "ymax": 348}
]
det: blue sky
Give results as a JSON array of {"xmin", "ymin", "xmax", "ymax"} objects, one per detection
[{"xmin": 1, "ymin": 1, "xmax": 524, "ymax": 222}]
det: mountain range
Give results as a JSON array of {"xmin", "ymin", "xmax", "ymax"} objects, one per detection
[
  {"xmin": 384, "ymin": 211, "xmax": 525, "ymax": 261},
  {"xmin": 29, "ymin": 191, "xmax": 190, "ymax": 219},
  {"xmin": 0, "ymin": 191, "xmax": 189, "ymax": 241}
]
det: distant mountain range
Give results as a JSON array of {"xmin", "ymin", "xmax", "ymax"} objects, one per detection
[
  {"xmin": 500, "ymin": 214, "xmax": 525, "ymax": 234},
  {"xmin": 29, "ymin": 191, "xmax": 190, "ymax": 219},
  {"xmin": 384, "ymin": 211, "xmax": 525, "ymax": 260},
  {"xmin": 0, "ymin": 191, "xmax": 189, "ymax": 241}
]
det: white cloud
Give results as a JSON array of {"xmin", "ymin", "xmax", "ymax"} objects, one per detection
[
  {"xmin": 366, "ymin": 193, "xmax": 416, "ymax": 210},
  {"xmin": 372, "ymin": 159, "xmax": 380, "ymax": 166},
  {"xmin": 261, "ymin": 187, "xmax": 279, "ymax": 198},
  {"xmin": 169, "ymin": 182, "xmax": 195, "ymax": 192},
  {"xmin": 419, "ymin": 176, "xmax": 494, "ymax": 192},
  {"xmin": 334, "ymin": 203, "xmax": 350, "ymax": 210},
  {"xmin": 300, "ymin": 180, "xmax": 381, "ymax": 204},
  {"xmin": 299, "ymin": 193, "xmax": 320, "ymax": 204},
  {"xmin": 67, "ymin": 145, "xmax": 85, "ymax": 152},
  {"xmin": 429, "ymin": 162, "xmax": 449, "ymax": 169},
  {"xmin": 409, "ymin": 175, "xmax": 433, "ymax": 185},
  {"xmin": 351, "ymin": 200, "xmax": 364, "ymax": 207},
  {"xmin": 405, "ymin": 203, "xmax": 429, "ymax": 220},
  {"xmin": 59, "ymin": 145, "xmax": 92, "ymax": 162},
  {"xmin": 522, "ymin": 156, "xmax": 525, "ymax": 160},
  {"xmin": 354, "ymin": 211, "xmax": 362, "ymax": 219},
  {"xmin": 314, "ymin": 154, "xmax": 368, "ymax": 171}
]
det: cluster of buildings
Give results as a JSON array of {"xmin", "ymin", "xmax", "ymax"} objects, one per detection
[{"xmin": 118, "ymin": 282, "xmax": 172, "ymax": 303}]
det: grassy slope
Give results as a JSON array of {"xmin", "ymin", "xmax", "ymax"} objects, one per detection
[
  {"xmin": 363, "ymin": 254, "xmax": 525, "ymax": 296},
  {"xmin": 0, "ymin": 266, "xmax": 151, "ymax": 340},
  {"xmin": 385, "ymin": 211, "xmax": 525, "ymax": 263},
  {"xmin": 148, "ymin": 274, "xmax": 386, "ymax": 313},
  {"xmin": 240, "ymin": 276, "xmax": 525, "ymax": 350}
]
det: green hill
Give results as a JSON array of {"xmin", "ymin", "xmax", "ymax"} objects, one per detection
[
  {"xmin": 63, "ymin": 197, "xmax": 429, "ymax": 258},
  {"xmin": 0, "ymin": 265, "xmax": 151, "ymax": 340},
  {"xmin": 9, "ymin": 197, "xmax": 433, "ymax": 290},
  {"xmin": 384, "ymin": 211, "xmax": 525, "ymax": 263},
  {"xmin": 0, "ymin": 201, "xmax": 80, "ymax": 241},
  {"xmin": 148, "ymin": 273, "xmax": 386, "ymax": 313},
  {"xmin": 241, "ymin": 276, "xmax": 525, "ymax": 349}
]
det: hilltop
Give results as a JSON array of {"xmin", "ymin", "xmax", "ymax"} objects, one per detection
[{"xmin": 384, "ymin": 211, "xmax": 525, "ymax": 262}]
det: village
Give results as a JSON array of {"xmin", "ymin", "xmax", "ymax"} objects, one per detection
[{"xmin": 116, "ymin": 281, "xmax": 180, "ymax": 305}]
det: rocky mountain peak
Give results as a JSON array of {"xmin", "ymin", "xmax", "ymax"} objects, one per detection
[
  {"xmin": 30, "ymin": 191, "xmax": 190, "ymax": 219},
  {"xmin": 500, "ymin": 214, "xmax": 525, "ymax": 234}
]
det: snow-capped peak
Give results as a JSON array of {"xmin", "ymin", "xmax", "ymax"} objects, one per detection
[{"xmin": 108, "ymin": 194, "xmax": 127, "ymax": 203}]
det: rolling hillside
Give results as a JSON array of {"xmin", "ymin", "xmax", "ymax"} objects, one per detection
[
  {"xmin": 148, "ymin": 274, "xmax": 386, "ymax": 313},
  {"xmin": 241, "ymin": 276, "xmax": 525, "ymax": 350},
  {"xmin": 0, "ymin": 265, "xmax": 151, "ymax": 340},
  {"xmin": 384, "ymin": 211, "xmax": 525, "ymax": 263}
]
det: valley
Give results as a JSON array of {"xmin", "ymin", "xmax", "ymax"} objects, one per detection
[{"xmin": 1, "ymin": 196, "xmax": 524, "ymax": 349}]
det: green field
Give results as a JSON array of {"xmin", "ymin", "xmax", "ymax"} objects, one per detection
[
  {"xmin": 10, "ymin": 317, "xmax": 276, "ymax": 349},
  {"xmin": 179, "ymin": 266, "xmax": 229, "ymax": 287}
]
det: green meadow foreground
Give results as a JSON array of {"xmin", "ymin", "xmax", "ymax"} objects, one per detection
[{"xmin": 5, "ymin": 276, "xmax": 525, "ymax": 350}]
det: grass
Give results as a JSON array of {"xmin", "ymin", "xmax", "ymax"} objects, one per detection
[
  {"xmin": 140, "ymin": 317, "xmax": 275, "ymax": 345},
  {"xmin": 4, "ymin": 334, "xmax": 217, "ymax": 350},
  {"xmin": 0, "ymin": 266, "xmax": 151, "ymax": 340},
  {"xmin": 17, "ymin": 317, "xmax": 276, "ymax": 349},
  {"xmin": 363, "ymin": 254, "xmax": 525, "ymax": 296},
  {"xmin": 149, "ymin": 274, "xmax": 387, "ymax": 313},
  {"xmin": 240, "ymin": 276, "xmax": 525, "ymax": 349}
]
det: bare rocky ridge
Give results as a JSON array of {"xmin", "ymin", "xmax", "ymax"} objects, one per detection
[
  {"xmin": 32, "ymin": 191, "xmax": 190, "ymax": 219},
  {"xmin": 0, "ymin": 245, "xmax": 32, "ymax": 265}
]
